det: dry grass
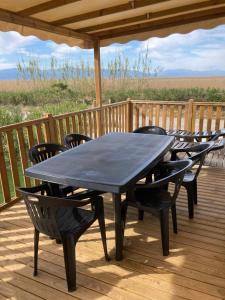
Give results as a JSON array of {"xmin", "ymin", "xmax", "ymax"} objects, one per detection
[{"xmin": 0, "ymin": 77, "xmax": 225, "ymax": 92}]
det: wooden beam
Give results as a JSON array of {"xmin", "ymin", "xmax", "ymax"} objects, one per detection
[
  {"xmin": 93, "ymin": 4, "xmax": 225, "ymax": 39},
  {"xmin": 77, "ymin": 0, "xmax": 225, "ymax": 33},
  {"xmin": 18, "ymin": 0, "xmax": 81, "ymax": 17},
  {"xmin": 0, "ymin": 8, "xmax": 94, "ymax": 42},
  {"xmin": 94, "ymin": 40, "xmax": 102, "ymax": 108},
  {"xmin": 51, "ymin": 0, "xmax": 171, "ymax": 26}
]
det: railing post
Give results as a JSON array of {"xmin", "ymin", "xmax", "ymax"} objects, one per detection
[
  {"xmin": 127, "ymin": 99, "xmax": 133, "ymax": 132},
  {"xmin": 47, "ymin": 114, "xmax": 57, "ymax": 142},
  {"xmin": 187, "ymin": 99, "xmax": 194, "ymax": 131}
]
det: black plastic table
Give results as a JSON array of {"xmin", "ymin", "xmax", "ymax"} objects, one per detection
[{"xmin": 25, "ymin": 132, "xmax": 174, "ymax": 260}]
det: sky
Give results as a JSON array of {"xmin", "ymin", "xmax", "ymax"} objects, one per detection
[{"xmin": 0, "ymin": 24, "xmax": 225, "ymax": 72}]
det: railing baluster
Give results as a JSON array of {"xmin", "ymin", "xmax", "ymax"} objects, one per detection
[
  {"xmin": 155, "ymin": 105, "xmax": 160, "ymax": 126},
  {"xmin": 207, "ymin": 105, "xmax": 212, "ymax": 131},
  {"xmin": 149, "ymin": 104, "xmax": 153, "ymax": 126},
  {"xmin": 215, "ymin": 106, "xmax": 222, "ymax": 130},
  {"xmin": 17, "ymin": 128, "xmax": 31, "ymax": 187},
  {"xmin": 65, "ymin": 117, "xmax": 70, "ymax": 134},
  {"xmin": 169, "ymin": 105, "xmax": 174, "ymax": 129},
  {"xmin": 6, "ymin": 130, "xmax": 20, "ymax": 196},
  {"xmin": 71, "ymin": 115, "xmax": 76, "ymax": 133},
  {"xmin": 176, "ymin": 106, "xmax": 181, "ymax": 130},
  {"xmin": 135, "ymin": 104, "xmax": 139, "ymax": 130},
  {"xmin": 199, "ymin": 106, "xmax": 205, "ymax": 132},
  {"xmin": 162, "ymin": 104, "xmax": 167, "ymax": 129},
  {"xmin": 0, "ymin": 133, "xmax": 11, "ymax": 203},
  {"xmin": 36, "ymin": 124, "xmax": 43, "ymax": 144},
  {"xmin": 93, "ymin": 111, "xmax": 97, "ymax": 138}
]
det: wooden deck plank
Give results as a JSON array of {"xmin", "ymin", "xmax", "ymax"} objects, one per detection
[{"xmin": 1, "ymin": 167, "xmax": 225, "ymax": 299}]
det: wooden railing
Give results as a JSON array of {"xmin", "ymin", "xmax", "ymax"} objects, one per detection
[{"xmin": 0, "ymin": 99, "xmax": 224, "ymax": 210}]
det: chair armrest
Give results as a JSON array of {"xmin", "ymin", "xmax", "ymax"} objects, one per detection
[
  {"xmin": 65, "ymin": 189, "xmax": 104, "ymax": 200},
  {"xmin": 17, "ymin": 184, "xmax": 50, "ymax": 195},
  {"xmin": 64, "ymin": 191, "xmax": 103, "ymax": 207},
  {"xmin": 64, "ymin": 196, "xmax": 94, "ymax": 207}
]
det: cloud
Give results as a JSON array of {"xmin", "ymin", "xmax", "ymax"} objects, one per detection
[
  {"xmin": 138, "ymin": 25, "xmax": 225, "ymax": 71},
  {"xmin": 100, "ymin": 44, "xmax": 131, "ymax": 54},
  {"xmin": 0, "ymin": 32, "xmax": 35, "ymax": 55},
  {"xmin": 17, "ymin": 48, "xmax": 50, "ymax": 59},
  {"xmin": 47, "ymin": 42, "xmax": 83, "ymax": 59},
  {"xmin": 0, "ymin": 58, "xmax": 15, "ymax": 69}
]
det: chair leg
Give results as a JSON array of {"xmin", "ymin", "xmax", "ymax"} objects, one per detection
[
  {"xmin": 185, "ymin": 184, "xmax": 194, "ymax": 219},
  {"xmin": 33, "ymin": 228, "xmax": 39, "ymax": 276},
  {"xmin": 97, "ymin": 199, "xmax": 110, "ymax": 261},
  {"xmin": 160, "ymin": 209, "xmax": 169, "ymax": 256},
  {"xmin": 171, "ymin": 204, "xmax": 177, "ymax": 234},
  {"xmin": 62, "ymin": 234, "xmax": 76, "ymax": 292},
  {"xmin": 193, "ymin": 179, "xmax": 198, "ymax": 205},
  {"xmin": 138, "ymin": 209, "xmax": 144, "ymax": 220}
]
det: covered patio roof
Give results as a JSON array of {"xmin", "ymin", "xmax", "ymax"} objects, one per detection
[
  {"xmin": 1, "ymin": 0, "xmax": 225, "ymax": 106},
  {"xmin": 0, "ymin": 0, "xmax": 225, "ymax": 48}
]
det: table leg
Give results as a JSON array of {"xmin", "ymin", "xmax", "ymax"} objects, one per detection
[
  {"xmin": 48, "ymin": 183, "xmax": 61, "ymax": 196},
  {"xmin": 113, "ymin": 193, "xmax": 123, "ymax": 261}
]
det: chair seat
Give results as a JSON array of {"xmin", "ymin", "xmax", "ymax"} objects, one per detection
[
  {"xmin": 128, "ymin": 188, "xmax": 172, "ymax": 210},
  {"xmin": 57, "ymin": 207, "xmax": 95, "ymax": 233}
]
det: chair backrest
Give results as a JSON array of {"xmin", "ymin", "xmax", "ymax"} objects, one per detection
[
  {"xmin": 133, "ymin": 126, "xmax": 167, "ymax": 135},
  {"xmin": 183, "ymin": 142, "xmax": 213, "ymax": 162},
  {"xmin": 29, "ymin": 143, "xmax": 67, "ymax": 164},
  {"xmin": 17, "ymin": 185, "xmax": 93, "ymax": 239},
  {"xmin": 64, "ymin": 133, "xmax": 92, "ymax": 148},
  {"xmin": 138, "ymin": 160, "xmax": 192, "ymax": 202},
  {"xmin": 211, "ymin": 129, "xmax": 225, "ymax": 140},
  {"xmin": 181, "ymin": 142, "xmax": 213, "ymax": 179}
]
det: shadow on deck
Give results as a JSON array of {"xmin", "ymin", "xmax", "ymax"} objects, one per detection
[{"xmin": 0, "ymin": 167, "xmax": 225, "ymax": 300}]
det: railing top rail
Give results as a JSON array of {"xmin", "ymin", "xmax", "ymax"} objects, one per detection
[
  {"xmin": 0, "ymin": 116, "xmax": 49, "ymax": 133},
  {"xmin": 54, "ymin": 107, "xmax": 101, "ymax": 119},
  {"xmin": 193, "ymin": 102, "xmax": 225, "ymax": 106},
  {"xmin": 102, "ymin": 100, "xmax": 129, "ymax": 108},
  {"xmin": 131, "ymin": 100, "xmax": 187, "ymax": 105},
  {"xmin": 54, "ymin": 100, "xmax": 130, "ymax": 120}
]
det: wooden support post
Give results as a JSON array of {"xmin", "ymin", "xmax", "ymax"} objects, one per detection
[{"xmin": 94, "ymin": 40, "xmax": 103, "ymax": 136}]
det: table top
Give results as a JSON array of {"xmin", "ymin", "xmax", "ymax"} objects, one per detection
[{"xmin": 25, "ymin": 132, "xmax": 174, "ymax": 193}]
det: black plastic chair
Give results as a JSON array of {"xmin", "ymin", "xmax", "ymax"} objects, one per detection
[
  {"xmin": 64, "ymin": 133, "xmax": 92, "ymax": 149},
  {"xmin": 171, "ymin": 142, "xmax": 213, "ymax": 218},
  {"xmin": 133, "ymin": 126, "xmax": 167, "ymax": 135},
  {"xmin": 133, "ymin": 125, "xmax": 168, "ymax": 181},
  {"xmin": 208, "ymin": 130, "xmax": 225, "ymax": 152},
  {"xmin": 17, "ymin": 184, "xmax": 109, "ymax": 292},
  {"xmin": 29, "ymin": 143, "xmax": 75, "ymax": 195},
  {"xmin": 29, "ymin": 143, "xmax": 67, "ymax": 163},
  {"xmin": 123, "ymin": 160, "xmax": 192, "ymax": 256}
]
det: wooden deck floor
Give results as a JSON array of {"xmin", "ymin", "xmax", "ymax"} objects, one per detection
[{"xmin": 1, "ymin": 167, "xmax": 225, "ymax": 300}]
